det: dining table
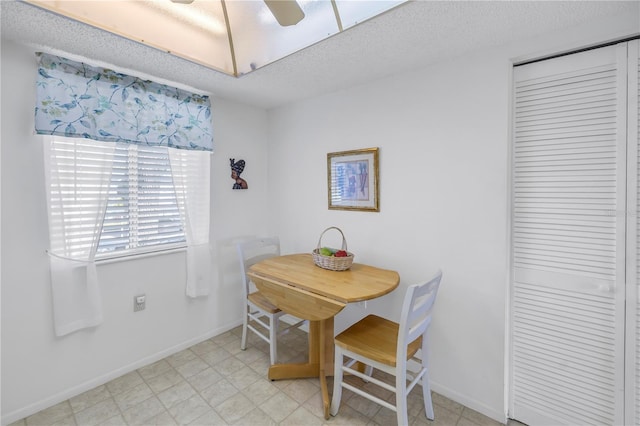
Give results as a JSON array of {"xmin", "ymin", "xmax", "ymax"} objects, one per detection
[{"xmin": 247, "ymin": 253, "xmax": 400, "ymax": 419}]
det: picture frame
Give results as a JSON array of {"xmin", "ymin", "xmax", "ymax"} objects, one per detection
[{"xmin": 327, "ymin": 147, "xmax": 379, "ymax": 212}]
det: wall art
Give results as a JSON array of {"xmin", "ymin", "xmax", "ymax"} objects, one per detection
[
  {"xmin": 327, "ymin": 148, "xmax": 379, "ymax": 212},
  {"xmin": 230, "ymin": 158, "xmax": 248, "ymax": 189}
]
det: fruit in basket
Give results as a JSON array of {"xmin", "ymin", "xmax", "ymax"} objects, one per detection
[
  {"xmin": 319, "ymin": 247, "xmax": 334, "ymax": 256},
  {"xmin": 335, "ymin": 250, "xmax": 348, "ymax": 257}
]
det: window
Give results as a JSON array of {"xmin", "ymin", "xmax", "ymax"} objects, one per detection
[
  {"xmin": 99, "ymin": 143, "xmax": 185, "ymax": 257},
  {"xmin": 45, "ymin": 137, "xmax": 211, "ymax": 261}
]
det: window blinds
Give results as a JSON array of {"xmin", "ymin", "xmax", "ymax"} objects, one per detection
[
  {"xmin": 45, "ymin": 137, "xmax": 115, "ymax": 260},
  {"xmin": 99, "ymin": 144, "xmax": 185, "ymax": 257},
  {"xmin": 46, "ymin": 138, "xmax": 188, "ymax": 259}
]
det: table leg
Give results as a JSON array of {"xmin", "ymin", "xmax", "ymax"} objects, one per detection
[
  {"xmin": 268, "ymin": 320, "xmax": 320, "ymax": 380},
  {"xmin": 267, "ymin": 363, "xmax": 319, "ymax": 380},
  {"xmin": 319, "ymin": 319, "xmax": 330, "ymax": 420},
  {"xmin": 266, "ymin": 318, "xmax": 334, "ymax": 420},
  {"xmin": 308, "ymin": 320, "xmax": 320, "ymax": 364}
]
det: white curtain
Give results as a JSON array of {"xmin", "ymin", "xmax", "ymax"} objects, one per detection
[
  {"xmin": 169, "ymin": 149, "xmax": 212, "ymax": 297},
  {"xmin": 44, "ymin": 138, "xmax": 115, "ymax": 336}
]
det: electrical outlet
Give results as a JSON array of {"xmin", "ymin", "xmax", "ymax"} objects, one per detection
[{"xmin": 134, "ymin": 294, "xmax": 146, "ymax": 312}]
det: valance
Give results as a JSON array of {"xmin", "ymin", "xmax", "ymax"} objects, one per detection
[{"xmin": 35, "ymin": 52, "xmax": 213, "ymax": 151}]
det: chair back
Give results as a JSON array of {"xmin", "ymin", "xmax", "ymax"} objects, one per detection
[
  {"xmin": 397, "ymin": 270, "xmax": 442, "ymax": 360},
  {"xmin": 237, "ymin": 237, "xmax": 281, "ymax": 297}
]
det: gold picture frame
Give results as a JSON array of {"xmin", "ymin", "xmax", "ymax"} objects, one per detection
[{"xmin": 327, "ymin": 148, "xmax": 379, "ymax": 212}]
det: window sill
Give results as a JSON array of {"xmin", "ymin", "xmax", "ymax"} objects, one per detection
[{"xmin": 95, "ymin": 246, "xmax": 187, "ymax": 265}]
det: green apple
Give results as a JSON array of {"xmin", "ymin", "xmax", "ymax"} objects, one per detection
[{"xmin": 319, "ymin": 247, "xmax": 333, "ymax": 256}]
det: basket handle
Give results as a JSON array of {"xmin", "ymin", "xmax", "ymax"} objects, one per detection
[{"xmin": 316, "ymin": 227, "xmax": 348, "ymax": 251}]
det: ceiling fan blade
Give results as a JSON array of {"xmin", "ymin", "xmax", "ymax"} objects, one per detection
[
  {"xmin": 170, "ymin": 0, "xmax": 195, "ymax": 3},
  {"xmin": 264, "ymin": 0, "xmax": 305, "ymax": 26}
]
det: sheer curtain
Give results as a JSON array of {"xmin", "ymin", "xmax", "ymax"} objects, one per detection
[
  {"xmin": 44, "ymin": 138, "xmax": 115, "ymax": 336},
  {"xmin": 169, "ymin": 149, "xmax": 212, "ymax": 297}
]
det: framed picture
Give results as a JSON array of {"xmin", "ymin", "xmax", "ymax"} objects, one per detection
[{"xmin": 327, "ymin": 147, "xmax": 379, "ymax": 212}]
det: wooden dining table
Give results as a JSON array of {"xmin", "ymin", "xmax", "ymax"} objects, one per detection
[{"xmin": 247, "ymin": 253, "xmax": 400, "ymax": 419}]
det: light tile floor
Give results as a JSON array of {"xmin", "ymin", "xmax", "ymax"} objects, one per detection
[{"xmin": 10, "ymin": 325, "xmax": 521, "ymax": 426}]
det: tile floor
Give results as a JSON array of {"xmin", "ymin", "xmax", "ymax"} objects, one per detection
[{"xmin": 10, "ymin": 325, "xmax": 517, "ymax": 426}]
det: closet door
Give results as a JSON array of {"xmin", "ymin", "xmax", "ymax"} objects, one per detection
[
  {"xmin": 511, "ymin": 43, "xmax": 627, "ymax": 425},
  {"xmin": 628, "ymin": 38, "xmax": 639, "ymax": 426}
]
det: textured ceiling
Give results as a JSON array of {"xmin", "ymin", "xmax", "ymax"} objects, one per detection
[{"xmin": 1, "ymin": 1, "xmax": 636, "ymax": 109}]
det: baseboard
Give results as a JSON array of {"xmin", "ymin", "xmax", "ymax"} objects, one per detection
[
  {"xmin": 430, "ymin": 381, "xmax": 507, "ymax": 424},
  {"xmin": 1, "ymin": 319, "xmax": 243, "ymax": 426}
]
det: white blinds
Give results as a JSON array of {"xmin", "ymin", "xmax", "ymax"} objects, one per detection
[
  {"xmin": 511, "ymin": 43, "xmax": 626, "ymax": 426},
  {"xmin": 99, "ymin": 144, "xmax": 185, "ymax": 256},
  {"xmin": 46, "ymin": 139, "xmax": 188, "ymax": 259},
  {"xmin": 45, "ymin": 138, "xmax": 115, "ymax": 259}
]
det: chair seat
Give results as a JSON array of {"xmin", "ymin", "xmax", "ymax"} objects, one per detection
[
  {"xmin": 248, "ymin": 291, "xmax": 281, "ymax": 314},
  {"xmin": 335, "ymin": 314, "xmax": 422, "ymax": 367}
]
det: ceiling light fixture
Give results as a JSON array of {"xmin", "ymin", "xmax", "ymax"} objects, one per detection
[
  {"xmin": 24, "ymin": 0, "xmax": 407, "ymax": 77},
  {"xmin": 153, "ymin": 1, "xmax": 226, "ymax": 36},
  {"xmin": 171, "ymin": 0, "xmax": 304, "ymax": 27},
  {"xmin": 263, "ymin": 0, "xmax": 305, "ymax": 26}
]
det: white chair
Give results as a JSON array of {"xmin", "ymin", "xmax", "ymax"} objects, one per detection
[
  {"xmin": 330, "ymin": 270, "xmax": 443, "ymax": 425},
  {"xmin": 237, "ymin": 237, "xmax": 305, "ymax": 365}
]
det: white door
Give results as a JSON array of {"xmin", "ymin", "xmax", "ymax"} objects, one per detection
[
  {"xmin": 510, "ymin": 42, "xmax": 629, "ymax": 425},
  {"xmin": 627, "ymin": 38, "xmax": 640, "ymax": 426}
]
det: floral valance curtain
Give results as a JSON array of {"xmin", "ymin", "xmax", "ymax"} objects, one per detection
[{"xmin": 35, "ymin": 52, "xmax": 213, "ymax": 151}]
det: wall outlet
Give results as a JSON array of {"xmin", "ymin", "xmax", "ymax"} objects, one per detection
[{"xmin": 134, "ymin": 294, "xmax": 146, "ymax": 312}]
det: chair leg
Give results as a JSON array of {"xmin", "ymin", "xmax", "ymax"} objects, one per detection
[
  {"xmin": 241, "ymin": 304, "xmax": 249, "ymax": 351},
  {"xmin": 269, "ymin": 315, "xmax": 278, "ymax": 365},
  {"xmin": 421, "ymin": 369, "xmax": 434, "ymax": 420},
  {"xmin": 396, "ymin": 369, "xmax": 409, "ymax": 426},
  {"xmin": 330, "ymin": 346, "xmax": 344, "ymax": 416},
  {"xmin": 363, "ymin": 364, "xmax": 373, "ymax": 382}
]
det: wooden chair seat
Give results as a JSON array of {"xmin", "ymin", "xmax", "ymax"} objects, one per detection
[
  {"xmin": 335, "ymin": 314, "xmax": 422, "ymax": 367},
  {"xmin": 248, "ymin": 291, "xmax": 280, "ymax": 314}
]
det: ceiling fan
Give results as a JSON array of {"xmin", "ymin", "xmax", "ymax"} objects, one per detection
[{"xmin": 170, "ymin": 0, "xmax": 305, "ymax": 26}]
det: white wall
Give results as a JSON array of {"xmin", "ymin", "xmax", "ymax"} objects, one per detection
[
  {"xmin": 267, "ymin": 11, "xmax": 639, "ymax": 423},
  {"xmin": 0, "ymin": 39, "xmax": 271, "ymax": 424}
]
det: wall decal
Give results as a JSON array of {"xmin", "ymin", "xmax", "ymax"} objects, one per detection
[{"xmin": 230, "ymin": 158, "xmax": 248, "ymax": 189}]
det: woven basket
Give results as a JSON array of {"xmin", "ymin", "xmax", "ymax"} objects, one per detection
[{"xmin": 312, "ymin": 227, "xmax": 354, "ymax": 271}]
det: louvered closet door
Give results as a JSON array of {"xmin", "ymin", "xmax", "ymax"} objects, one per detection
[
  {"xmin": 628, "ymin": 38, "xmax": 640, "ymax": 426},
  {"xmin": 511, "ymin": 43, "xmax": 627, "ymax": 425}
]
